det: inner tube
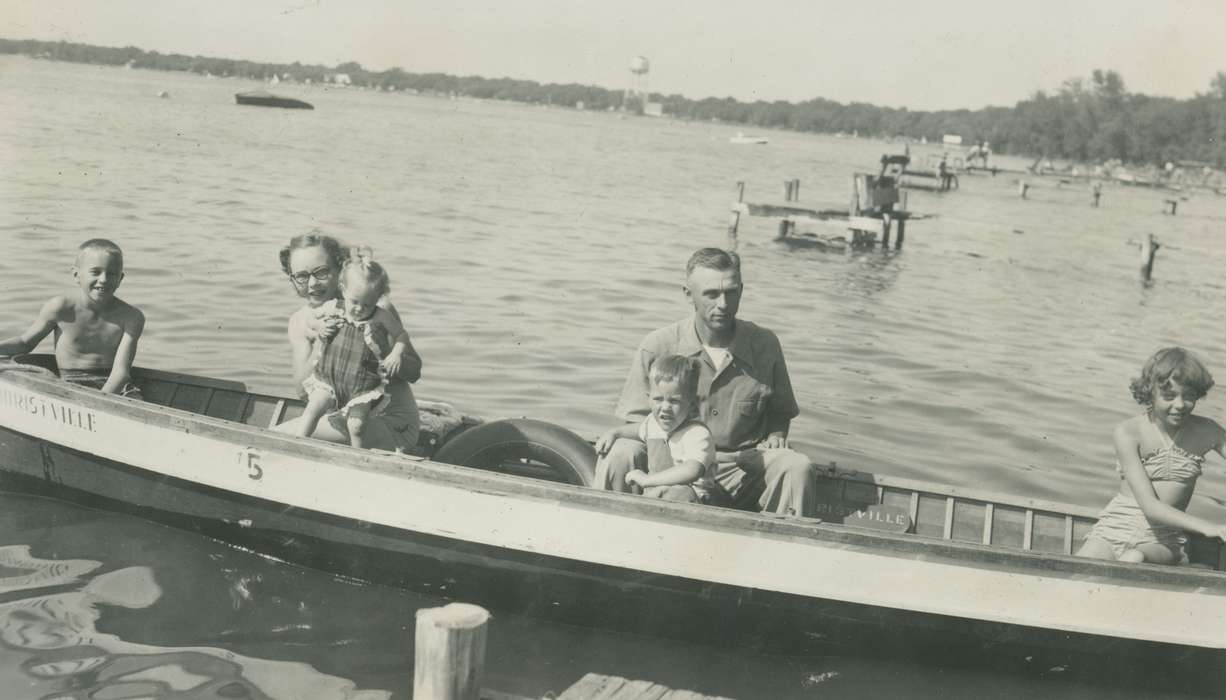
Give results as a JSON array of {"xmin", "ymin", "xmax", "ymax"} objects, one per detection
[{"xmin": 432, "ymin": 418, "xmax": 596, "ymax": 487}]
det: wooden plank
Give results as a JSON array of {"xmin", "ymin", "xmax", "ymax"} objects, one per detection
[
  {"xmin": 942, "ymin": 497, "xmax": 955, "ymax": 540},
  {"xmin": 268, "ymin": 399, "xmax": 287, "ymax": 429},
  {"xmin": 199, "ymin": 387, "xmax": 216, "ymax": 416},
  {"xmin": 983, "ymin": 502, "xmax": 994, "ymax": 545},
  {"xmin": 559, "ymin": 673, "xmax": 620, "ymax": 699},
  {"xmin": 609, "ymin": 680, "xmax": 670, "ymax": 700},
  {"xmin": 1063, "ymin": 515, "xmax": 1074, "ymax": 556},
  {"xmin": 234, "ymin": 394, "xmax": 252, "ymax": 424},
  {"xmin": 1023, "ymin": 509, "xmax": 1035, "ymax": 551},
  {"xmin": 822, "ymin": 468, "xmax": 1102, "ymax": 520},
  {"xmin": 908, "ymin": 491, "xmax": 919, "ymax": 527}
]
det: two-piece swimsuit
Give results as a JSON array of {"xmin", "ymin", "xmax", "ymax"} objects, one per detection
[{"xmin": 1084, "ymin": 425, "xmax": 1203, "ymax": 562}]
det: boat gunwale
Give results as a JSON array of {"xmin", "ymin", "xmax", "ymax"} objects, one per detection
[
  {"xmin": 129, "ymin": 366, "xmax": 1104, "ymax": 519},
  {"xmin": 2, "ymin": 362, "xmax": 1225, "ymax": 594}
]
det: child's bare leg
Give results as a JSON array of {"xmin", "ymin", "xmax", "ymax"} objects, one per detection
[
  {"xmin": 1128, "ymin": 543, "xmax": 1181, "ymax": 565},
  {"xmin": 346, "ymin": 403, "xmax": 371, "ymax": 449},
  {"xmin": 1075, "ymin": 538, "xmax": 1118, "ymax": 560},
  {"xmin": 297, "ymin": 391, "xmax": 333, "ymax": 438}
]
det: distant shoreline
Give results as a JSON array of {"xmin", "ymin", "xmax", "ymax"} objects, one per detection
[{"xmin": 2, "ymin": 36, "xmax": 1223, "ymax": 171}]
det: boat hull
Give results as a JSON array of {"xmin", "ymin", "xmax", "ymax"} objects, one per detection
[
  {"xmin": 1, "ymin": 368, "xmax": 1225, "ymax": 662},
  {"xmin": 235, "ymin": 93, "xmax": 314, "ymax": 110}
]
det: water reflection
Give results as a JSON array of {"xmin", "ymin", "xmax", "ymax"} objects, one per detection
[{"xmin": 0, "ymin": 548, "xmax": 386, "ymax": 700}]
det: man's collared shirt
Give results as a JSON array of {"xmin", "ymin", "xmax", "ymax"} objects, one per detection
[{"xmin": 615, "ymin": 317, "xmax": 800, "ymax": 451}]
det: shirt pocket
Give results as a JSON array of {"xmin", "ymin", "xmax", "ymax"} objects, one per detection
[{"xmin": 733, "ymin": 383, "xmax": 772, "ymax": 417}]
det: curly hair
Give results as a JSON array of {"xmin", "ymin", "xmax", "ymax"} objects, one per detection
[
  {"xmin": 338, "ymin": 246, "xmax": 391, "ymax": 298},
  {"xmin": 1130, "ymin": 347, "xmax": 1215, "ymax": 405},
  {"xmin": 278, "ymin": 230, "xmax": 350, "ymax": 277}
]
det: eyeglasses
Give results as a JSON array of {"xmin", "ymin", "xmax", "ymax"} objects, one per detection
[{"xmin": 289, "ymin": 266, "xmax": 334, "ymax": 286}]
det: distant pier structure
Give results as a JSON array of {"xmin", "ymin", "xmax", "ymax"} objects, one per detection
[{"xmin": 624, "ymin": 56, "xmax": 662, "ymax": 116}]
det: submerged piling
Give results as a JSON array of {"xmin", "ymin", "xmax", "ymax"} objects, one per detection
[{"xmin": 1140, "ymin": 233, "xmax": 1160, "ymax": 282}]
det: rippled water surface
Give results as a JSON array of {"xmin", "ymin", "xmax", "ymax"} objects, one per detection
[{"xmin": 2, "ymin": 56, "xmax": 1226, "ymax": 698}]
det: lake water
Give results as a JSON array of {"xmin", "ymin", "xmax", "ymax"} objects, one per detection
[{"xmin": 2, "ymin": 56, "xmax": 1226, "ymax": 698}]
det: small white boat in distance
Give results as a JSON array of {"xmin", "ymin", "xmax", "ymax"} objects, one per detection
[{"xmin": 729, "ymin": 132, "xmax": 769, "ymax": 145}]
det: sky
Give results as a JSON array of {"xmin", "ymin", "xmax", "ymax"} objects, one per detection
[{"xmin": 1, "ymin": 0, "xmax": 1223, "ymax": 111}]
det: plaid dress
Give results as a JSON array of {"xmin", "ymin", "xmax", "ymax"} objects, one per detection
[{"xmin": 303, "ymin": 304, "xmax": 392, "ymax": 413}]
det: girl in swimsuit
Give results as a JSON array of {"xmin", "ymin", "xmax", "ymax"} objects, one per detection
[
  {"xmin": 1078, "ymin": 347, "xmax": 1226, "ymax": 564},
  {"xmin": 289, "ymin": 244, "xmax": 420, "ymax": 450}
]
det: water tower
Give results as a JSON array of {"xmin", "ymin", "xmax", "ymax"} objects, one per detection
[{"xmin": 624, "ymin": 55, "xmax": 649, "ymax": 114}]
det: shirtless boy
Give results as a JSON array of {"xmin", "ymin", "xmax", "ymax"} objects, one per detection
[{"xmin": 0, "ymin": 239, "xmax": 145, "ymax": 397}]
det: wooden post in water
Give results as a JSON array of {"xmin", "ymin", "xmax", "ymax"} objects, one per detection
[
  {"xmin": 727, "ymin": 181, "xmax": 745, "ymax": 247},
  {"xmin": 895, "ymin": 216, "xmax": 906, "ymax": 249},
  {"xmin": 1018, "ymin": 180, "xmax": 1029, "ymax": 199},
  {"xmin": 414, "ymin": 603, "xmax": 490, "ymax": 700},
  {"xmin": 793, "ymin": 178, "xmax": 800, "ymax": 201},
  {"xmin": 1091, "ymin": 183, "xmax": 1102, "ymax": 208},
  {"xmin": 880, "ymin": 215, "xmax": 891, "ymax": 248},
  {"xmin": 1140, "ymin": 233, "xmax": 1160, "ymax": 282},
  {"xmin": 1163, "ymin": 199, "xmax": 1178, "ymax": 215}
]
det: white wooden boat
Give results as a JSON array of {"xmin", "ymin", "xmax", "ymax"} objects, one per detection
[
  {"xmin": 729, "ymin": 132, "xmax": 768, "ymax": 145},
  {"xmin": 1, "ymin": 356, "xmax": 1224, "ymax": 661}
]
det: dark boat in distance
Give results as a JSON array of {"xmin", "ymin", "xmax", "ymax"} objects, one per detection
[{"xmin": 234, "ymin": 90, "xmax": 314, "ymax": 110}]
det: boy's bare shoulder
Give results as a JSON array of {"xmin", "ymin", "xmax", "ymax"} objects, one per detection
[
  {"xmin": 107, "ymin": 297, "xmax": 145, "ymax": 328},
  {"xmin": 41, "ymin": 294, "xmax": 76, "ymax": 317}
]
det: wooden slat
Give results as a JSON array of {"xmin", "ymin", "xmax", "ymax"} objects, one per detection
[
  {"xmin": 199, "ymin": 387, "xmax": 216, "ymax": 416},
  {"xmin": 982, "ymin": 502, "xmax": 994, "ymax": 545},
  {"xmin": 1023, "ymin": 509, "xmax": 1035, "ymax": 551},
  {"xmin": 908, "ymin": 491, "xmax": 919, "ymax": 525},
  {"xmin": 268, "ymin": 399, "xmax": 287, "ymax": 429},
  {"xmin": 942, "ymin": 497, "xmax": 955, "ymax": 540},
  {"xmin": 162, "ymin": 383, "xmax": 180, "ymax": 408},
  {"xmin": 234, "ymin": 394, "xmax": 252, "ymax": 424},
  {"xmin": 818, "ymin": 468, "xmax": 1103, "ymax": 520},
  {"xmin": 1063, "ymin": 515, "xmax": 1074, "ymax": 556}
]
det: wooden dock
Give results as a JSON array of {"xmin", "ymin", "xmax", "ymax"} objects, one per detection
[
  {"xmin": 727, "ymin": 177, "xmax": 933, "ymax": 250},
  {"xmin": 557, "ymin": 673, "xmax": 735, "ymax": 700}
]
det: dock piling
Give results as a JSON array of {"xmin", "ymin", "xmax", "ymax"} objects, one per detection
[
  {"xmin": 1163, "ymin": 199, "xmax": 1178, "ymax": 215},
  {"xmin": 727, "ymin": 181, "xmax": 746, "ymax": 246},
  {"xmin": 1018, "ymin": 180, "xmax": 1029, "ymax": 199},
  {"xmin": 414, "ymin": 603, "xmax": 491, "ymax": 700},
  {"xmin": 1140, "ymin": 233, "xmax": 1160, "ymax": 282},
  {"xmin": 781, "ymin": 178, "xmax": 800, "ymax": 202}
]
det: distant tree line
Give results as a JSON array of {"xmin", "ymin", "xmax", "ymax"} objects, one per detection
[{"xmin": 3, "ymin": 38, "xmax": 1224, "ymax": 168}]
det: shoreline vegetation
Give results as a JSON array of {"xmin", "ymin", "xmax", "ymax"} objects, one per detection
[{"xmin": 3, "ymin": 37, "xmax": 1225, "ymax": 179}]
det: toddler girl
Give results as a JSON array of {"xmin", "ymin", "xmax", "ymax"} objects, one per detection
[
  {"xmin": 297, "ymin": 249, "xmax": 413, "ymax": 449},
  {"xmin": 1078, "ymin": 347, "xmax": 1226, "ymax": 564}
]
